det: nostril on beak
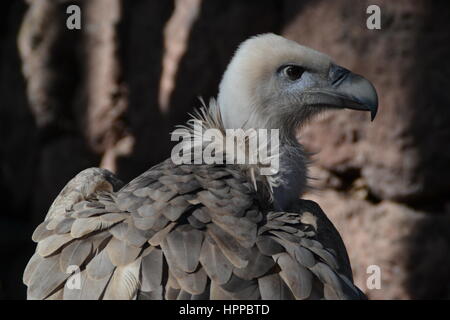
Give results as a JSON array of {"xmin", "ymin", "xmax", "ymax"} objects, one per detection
[{"xmin": 330, "ymin": 64, "xmax": 350, "ymax": 87}]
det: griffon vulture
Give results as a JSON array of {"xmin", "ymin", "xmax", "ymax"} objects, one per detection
[{"xmin": 23, "ymin": 34, "xmax": 378, "ymax": 300}]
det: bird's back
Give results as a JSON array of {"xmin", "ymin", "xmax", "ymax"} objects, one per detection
[{"xmin": 24, "ymin": 158, "xmax": 365, "ymax": 300}]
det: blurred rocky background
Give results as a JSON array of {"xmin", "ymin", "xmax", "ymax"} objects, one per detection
[{"xmin": 1, "ymin": 0, "xmax": 449, "ymax": 299}]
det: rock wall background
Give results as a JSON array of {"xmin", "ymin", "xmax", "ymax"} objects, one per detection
[{"xmin": 0, "ymin": 0, "xmax": 449, "ymax": 299}]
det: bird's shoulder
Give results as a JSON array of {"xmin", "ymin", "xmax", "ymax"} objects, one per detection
[
  {"xmin": 261, "ymin": 203, "xmax": 368, "ymax": 299},
  {"xmin": 288, "ymin": 199, "xmax": 355, "ymax": 280}
]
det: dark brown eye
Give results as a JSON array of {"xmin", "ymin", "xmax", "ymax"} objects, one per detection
[{"xmin": 282, "ymin": 65, "xmax": 305, "ymax": 81}]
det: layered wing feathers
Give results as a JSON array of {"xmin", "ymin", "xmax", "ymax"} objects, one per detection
[{"xmin": 24, "ymin": 162, "xmax": 364, "ymax": 300}]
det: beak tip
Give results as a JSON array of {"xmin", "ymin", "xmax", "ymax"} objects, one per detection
[{"xmin": 370, "ymin": 107, "xmax": 378, "ymax": 121}]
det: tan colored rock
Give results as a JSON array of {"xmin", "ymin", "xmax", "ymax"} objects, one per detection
[
  {"xmin": 306, "ymin": 190, "xmax": 450, "ymax": 299},
  {"xmin": 284, "ymin": 0, "xmax": 450, "ymax": 202}
]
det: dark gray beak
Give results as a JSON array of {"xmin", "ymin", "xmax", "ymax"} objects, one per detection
[{"xmin": 304, "ymin": 64, "xmax": 379, "ymax": 121}]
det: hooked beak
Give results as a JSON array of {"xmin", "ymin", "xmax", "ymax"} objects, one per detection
[{"xmin": 303, "ymin": 64, "xmax": 379, "ymax": 121}]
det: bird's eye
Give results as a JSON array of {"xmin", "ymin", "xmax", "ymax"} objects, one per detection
[{"xmin": 282, "ymin": 65, "xmax": 305, "ymax": 81}]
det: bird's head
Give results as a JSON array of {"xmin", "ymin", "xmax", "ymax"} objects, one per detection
[{"xmin": 218, "ymin": 33, "xmax": 378, "ymax": 137}]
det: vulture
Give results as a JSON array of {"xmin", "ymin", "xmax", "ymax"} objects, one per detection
[{"xmin": 23, "ymin": 33, "xmax": 378, "ymax": 300}]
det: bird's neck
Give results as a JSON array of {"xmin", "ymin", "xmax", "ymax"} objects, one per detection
[
  {"xmin": 218, "ymin": 104, "xmax": 308, "ymax": 210},
  {"xmin": 272, "ymin": 130, "xmax": 308, "ymax": 211}
]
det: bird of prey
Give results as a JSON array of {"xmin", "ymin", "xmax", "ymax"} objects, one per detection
[{"xmin": 23, "ymin": 33, "xmax": 378, "ymax": 300}]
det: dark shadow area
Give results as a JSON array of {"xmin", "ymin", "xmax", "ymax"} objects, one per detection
[
  {"xmin": 406, "ymin": 1, "xmax": 450, "ymax": 206},
  {"xmin": 281, "ymin": 0, "xmax": 322, "ymax": 25},
  {"xmin": 115, "ymin": 0, "xmax": 175, "ymax": 183},
  {"xmin": 404, "ymin": 0, "xmax": 450, "ymax": 299},
  {"xmin": 404, "ymin": 212, "xmax": 450, "ymax": 299},
  {"xmin": 0, "ymin": 0, "xmax": 39, "ymax": 299},
  {"xmin": 0, "ymin": 0, "xmax": 99, "ymax": 299}
]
